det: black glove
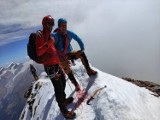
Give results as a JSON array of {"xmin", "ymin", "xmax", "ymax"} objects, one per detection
[{"xmin": 70, "ymin": 55, "xmax": 77, "ymax": 60}]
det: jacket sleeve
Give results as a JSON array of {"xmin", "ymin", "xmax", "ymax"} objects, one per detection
[
  {"xmin": 69, "ymin": 31, "xmax": 85, "ymax": 51},
  {"xmin": 36, "ymin": 35, "xmax": 53, "ymax": 56}
]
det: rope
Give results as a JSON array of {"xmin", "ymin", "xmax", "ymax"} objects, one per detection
[
  {"xmin": 70, "ymin": 68, "xmax": 90, "ymax": 117},
  {"xmin": 65, "ymin": 70, "xmax": 87, "ymax": 117}
]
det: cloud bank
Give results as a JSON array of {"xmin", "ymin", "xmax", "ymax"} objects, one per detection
[{"xmin": 0, "ymin": 0, "xmax": 160, "ymax": 83}]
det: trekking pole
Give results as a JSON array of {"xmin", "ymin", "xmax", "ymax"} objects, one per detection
[{"xmin": 87, "ymin": 85, "xmax": 107, "ymax": 105}]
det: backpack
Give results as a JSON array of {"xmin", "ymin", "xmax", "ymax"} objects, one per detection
[
  {"xmin": 27, "ymin": 32, "xmax": 55, "ymax": 63},
  {"xmin": 27, "ymin": 33, "xmax": 39, "ymax": 63}
]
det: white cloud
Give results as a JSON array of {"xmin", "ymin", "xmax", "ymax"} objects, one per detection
[
  {"xmin": 0, "ymin": 0, "xmax": 160, "ymax": 84},
  {"xmin": 0, "ymin": 0, "xmax": 97, "ymax": 28},
  {"xmin": 0, "ymin": 0, "xmax": 99, "ymax": 46}
]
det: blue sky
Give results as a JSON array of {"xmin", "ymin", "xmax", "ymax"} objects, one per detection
[
  {"xmin": 0, "ymin": 25, "xmax": 41, "ymax": 66},
  {"xmin": 0, "ymin": 0, "xmax": 160, "ymax": 84},
  {"xmin": 0, "ymin": 38, "xmax": 27, "ymax": 66}
]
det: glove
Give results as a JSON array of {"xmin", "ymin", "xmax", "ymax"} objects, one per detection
[{"xmin": 70, "ymin": 54, "xmax": 77, "ymax": 60}]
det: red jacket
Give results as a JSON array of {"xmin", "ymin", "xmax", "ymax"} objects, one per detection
[{"xmin": 36, "ymin": 31, "xmax": 59, "ymax": 66}]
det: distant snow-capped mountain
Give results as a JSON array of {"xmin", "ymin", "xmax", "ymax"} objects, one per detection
[
  {"xmin": 20, "ymin": 61, "xmax": 160, "ymax": 120},
  {"xmin": 7, "ymin": 62, "xmax": 19, "ymax": 69},
  {"xmin": 0, "ymin": 60, "xmax": 44, "ymax": 120}
]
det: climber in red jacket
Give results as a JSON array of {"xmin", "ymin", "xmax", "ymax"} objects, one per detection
[{"xmin": 35, "ymin": 15, "xmax": 76, "ymax": 119}]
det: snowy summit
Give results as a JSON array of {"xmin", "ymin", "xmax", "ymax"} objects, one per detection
[{"xmin": 20, "ymin": 61, "xmax": 160, "ymax": 120}]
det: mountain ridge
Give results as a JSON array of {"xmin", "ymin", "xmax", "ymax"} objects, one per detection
[
  {"xmin": 0, "ymin": 60, "xmax": 43, "ymax": 120},
  {"xmin": 122, "ymin": 77, "xmax": 160, "ymax": 97},
  {"xmin": 20, "ymin": 61, "xmax": 160, "ymax": 120},
  {"xmin": 0, "ymin": 60, "xmax": 160, "ymax": 120}
]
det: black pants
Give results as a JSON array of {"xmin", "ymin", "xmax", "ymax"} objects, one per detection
[
  {"xmin": 68, "ymin": 51, "xmax": 90, "ymax": 70},
  {"xmin": 60, "ymin": 51, "xmax": 90, "ymax": 86},
  {"xmin": 44, "ymin": 64, "xmax": 66, "ymax": 107},
  {"xmin": 67, "ymin": 71, "xmax": 78, "ymax": 86}
]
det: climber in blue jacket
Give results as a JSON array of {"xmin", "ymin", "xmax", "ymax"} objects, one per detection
[{"xmin": 52, "ymin": 18, "xmax": 97, "ymax": 91}]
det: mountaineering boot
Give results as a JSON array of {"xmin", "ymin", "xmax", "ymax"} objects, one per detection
[
  {"xmin": 79, "ymin": 51, "xmax": 97, "ymax": 76},
  {"xmin": 60, "ymin": 106, "xmax": 76, "ymax": 119},
  {"xmin": 63, "ymin": 97, "xmax": 74, "ymax": 106},
  {"xmin": 62, "ymin": 111, "xmax": 76, "ymax": 119},
  {"xmin": 87, "ymin": 69, "xmax": 97, "ymax": 76}
]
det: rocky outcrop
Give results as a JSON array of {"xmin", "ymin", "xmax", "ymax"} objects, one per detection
[{"xmin": 122, "ymin": 77, "xmax": 160, "ymax": 97}]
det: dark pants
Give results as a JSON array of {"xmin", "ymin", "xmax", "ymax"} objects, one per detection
[
  {"xmin": 68, "ymin": 51, "xmax": 90, "ymax": 70},
  {"xmin": 44, "ymin": 64, "xmax": 66, "ymax": 107},
  {"xmin": 59, "ymin": 51, "xmax": 91, "ymax": 86},
  {"xmin": 68, "ymin": 72, "xmax": 78, "ymax": 86}
]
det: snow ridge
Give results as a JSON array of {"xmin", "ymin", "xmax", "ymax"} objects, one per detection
[{"xmin": 20, "ymin": 61, "xmax": 160, "ymax": 120}]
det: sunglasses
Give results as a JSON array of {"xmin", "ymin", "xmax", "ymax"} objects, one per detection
[{"xmin": 46, "ymin": 21, "xmax": 54, "ymax": 26}]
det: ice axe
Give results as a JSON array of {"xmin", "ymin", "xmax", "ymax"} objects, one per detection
[{"xmin": 87, "ymin": 85, "xmax": 107, "ymax": 105}]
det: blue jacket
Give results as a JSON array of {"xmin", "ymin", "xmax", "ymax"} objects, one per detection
[{"xmin": 52, "ymin": 30, "xmax": 84, "ymax": 54}]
